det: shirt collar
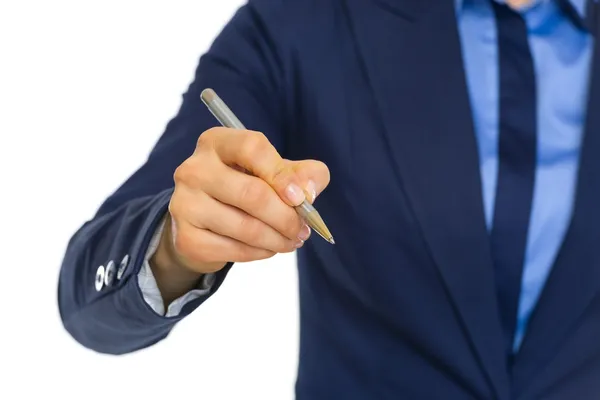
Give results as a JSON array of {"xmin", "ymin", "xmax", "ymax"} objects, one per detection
[
  {"xmin": 455, "ymin": 0, "xmax": 589, "ymax": 17},
  {"xmin": 455, "ymin": 0, "xmax": 594, "ymax": 32}
]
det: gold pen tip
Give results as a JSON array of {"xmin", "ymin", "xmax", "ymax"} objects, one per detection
[{"xmin": 301, "ymin": 208, "xmax": 335, "ymax": 245}]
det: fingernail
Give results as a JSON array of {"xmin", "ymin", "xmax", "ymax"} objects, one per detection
[
  {"xmin": 306, "ymin": 180, "xmax": 317, "ymax": 203},
  {"xmin": 298, "ymin": 224, "xmax": 311, "ymax": 241},
  {"xmin": 294, "ymin": 239, "xmax": 304, "ymax": 249},
  {"xmin": 285, "ymin": 183, "xmax": 305, "ymax": 205}
]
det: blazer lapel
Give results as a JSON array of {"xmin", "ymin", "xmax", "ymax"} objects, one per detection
[
  {"xmin": 345, "ymin": 0, "xmax": 508, "ymax": 398},
  {"xmin": 512, "ymin": 6, "xmax": 600, "ymax": 395}
]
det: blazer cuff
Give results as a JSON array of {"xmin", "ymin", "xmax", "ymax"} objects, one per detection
[
  {"xmin": 137, "ymin": 215, "xmax": 217, "ymax": 317},
  {"xmin": 93, "ymin": 188, "xmax": 230, "ymax": 326}
]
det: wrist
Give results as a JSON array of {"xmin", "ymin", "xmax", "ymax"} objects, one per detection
[{"xmin": 150, "ymin": 213, "xmax": 204, "ymax": 305}]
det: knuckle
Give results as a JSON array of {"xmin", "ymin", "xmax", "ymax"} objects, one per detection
[
  {"xmin": 196, "ymin": 128, "xmax": 226, "ymax": 157},
  {"xmin": 167, "ymin": 194, "xmax": 182, "ymax": 217},
  {"xmin": 270, "ymin": 164, "xmax": 290, "ymax": 186},
  {"xmin": 172, "ymin": 163, "xmax": 186, "ymax": 184},
  {"xmin": 195, "ymin": 135, "xmax": 210, "ymax": 152},
  {"xmin": 241, "ymin": 131, "xmax": 269, "ymax": 158},
  {"xmin": 174, "ymin": 157, "xmax": 211, "ymax": 189},
  {"xmin": 173, "ymin": 159, "xmax": 196, "ymax": 185},
  {"xmin": 282, "ymin": 212, "xmax": 303, "ymax": 237},
  {"xmin": 270, "ymin": 163, "xmax": 295, "ymax": 190},
  {"xmin": 169, "ymin": 188, "xmax": 205, "ymax": 223},
  {"xmin": 238, "ymin": 180, "xmax": 269, "ymax": 208},
  {"xmin": 239, "ymin": 216, "xmax": 264, "ymax": 244},
  {"xmin": 172, "ymin": 226, "xmax": 195, "ymax": 257},
  {"xmin": 197, "ymin": 127, "xmax": 221, "ymax": 146}
]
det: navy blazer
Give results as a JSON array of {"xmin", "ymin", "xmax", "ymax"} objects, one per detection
[{"xmin": 58, "ymin": 0, "xmax": 600, "ymax": 398}]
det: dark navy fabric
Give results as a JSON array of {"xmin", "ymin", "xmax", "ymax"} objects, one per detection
[
  {"xmin": 58, "ymin": 0, "xmax": 600, "ymax": 398},
  {"xmin": 489, "ymin": 2, "xmax": 537, "ymax": 358}
]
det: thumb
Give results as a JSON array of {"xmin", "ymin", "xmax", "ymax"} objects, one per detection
[
  {"xmin": 289, "ymin": 159, "xmax": 330, "ymax": 203},
  {"xmin": 270, "ymin": 159, "xmax": 330, "ymax": 206}
]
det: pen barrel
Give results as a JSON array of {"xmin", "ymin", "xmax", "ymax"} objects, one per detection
[
  {"xmin": 201, "ymin": 89, "xmax": 246, "ymax": 130},
  {"xmin": 295, "ymin": 201, "xmax": 316, "ymax": 221}
]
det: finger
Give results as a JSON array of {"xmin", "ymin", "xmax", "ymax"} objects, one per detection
[
  {"xmin": 212, "ymin": 128, "xmax": 283, "ymax": 178},
  {"xmin": 212, "ymin": 129, "xmax": 308, "ymax": 206},
  {"xmin": 189, "ymin": 191, "xmax": 306, "ymax": 252},
  {"xmin": 174, "ymin": 220, "xmax": 277, "ymax": 266},
  {"xmin": 200, "ymin": 161, "xmax": 307, "ymax": 240},
  {"xmin": 282, "ymin": 159, "xmax": 330, "ymax": 203}
]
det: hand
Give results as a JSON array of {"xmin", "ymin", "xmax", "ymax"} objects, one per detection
[{"xmin": 150, "ymin": 127, "xmax": 330, "ymax": 302}]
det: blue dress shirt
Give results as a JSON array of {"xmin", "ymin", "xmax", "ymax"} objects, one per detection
[{"xmin": 457, "ymin": 0, "xmax": 594, "ymax": 351}]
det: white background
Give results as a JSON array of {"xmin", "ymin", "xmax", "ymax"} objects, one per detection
[{"xmin": 0, "ymin": 1, "xmax": 300, "ymax": 399}]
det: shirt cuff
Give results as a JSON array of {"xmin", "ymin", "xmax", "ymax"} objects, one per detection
[{"xmin": 137, "ymin": 215, "xmax": 216, "ymax": 317}]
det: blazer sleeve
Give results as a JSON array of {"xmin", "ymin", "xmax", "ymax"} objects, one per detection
[{"xmin": 58, "ymin": 0, "xmax": 291, "ymax": 355}]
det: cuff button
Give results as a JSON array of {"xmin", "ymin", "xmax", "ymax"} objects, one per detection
[
  {"xmin": 117, "ymin": 254, "xmax": 130, "ymax": 280},
  {"xmin": 95, "ymin": 265, "xmax": 105, "ymax": 292},
  {"xmin": 104, "ymin": 261, "xmax": 116, "ymax": 286}
]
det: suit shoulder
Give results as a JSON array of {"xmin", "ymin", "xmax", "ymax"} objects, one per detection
[{"xmin": 248, "ymin": 0, "xmax": 339, "ymax": 20}]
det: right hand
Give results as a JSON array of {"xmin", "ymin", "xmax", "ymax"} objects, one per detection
[{"xmin": 151, "ymin": 127, "xmax": 330, "ymax": 299}]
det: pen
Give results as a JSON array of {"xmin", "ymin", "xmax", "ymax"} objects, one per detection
[{"xmin": 200, "ymin": 88, "xmax": 335, "ymax": 245}]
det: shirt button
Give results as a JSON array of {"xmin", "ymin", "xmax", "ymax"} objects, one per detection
[
  {"xmin": 104, "ymin": 261, "xmax": 116, "ymax": 286},
  {"xmin": 95, "ymin": 265, "xmax": 105, "ymax": 292},
  {"xmin": 117, "ymin": 254, "xmax": 130, "ymax": 280}
]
